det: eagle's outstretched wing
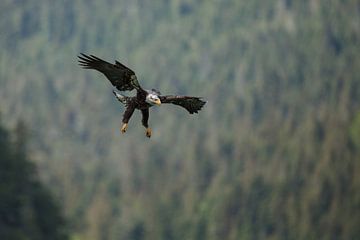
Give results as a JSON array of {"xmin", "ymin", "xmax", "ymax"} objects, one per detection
[
  {"xmin": 159, "ymin": 95, "xmax": 206, "ymax": 114},
  {"xmin": 78, "ymin": 53, "xmax": 142, "ymax": 92}
]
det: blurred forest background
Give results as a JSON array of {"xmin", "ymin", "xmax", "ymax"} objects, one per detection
[{"xmin": 1, "ymin": 0, "xmax": 360, "ymax": 239}]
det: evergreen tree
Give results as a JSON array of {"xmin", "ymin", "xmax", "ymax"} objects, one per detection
[{"xmin": 0, "ymin": 119, "xmax": 68, "ymax": 240}]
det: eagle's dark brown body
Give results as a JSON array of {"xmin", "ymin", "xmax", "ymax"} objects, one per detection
[
  {"xmin": 120, "ymin": 90, "xmax": 152, "ymax": 128},
  {"xmin": 78, "ymin": 53, "xmax": 206, "ymax": 138},
  {"xmin": 133, "ymin": 90, "xmax": 151, "ymax": 110}
]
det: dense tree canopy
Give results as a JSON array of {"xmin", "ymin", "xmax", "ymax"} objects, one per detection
[
  {"xmin": 0, "ymin": 0, "xmax": 359, "ymax": 239},
  {"xmin": 0, "ymin": 120, "xmax": 68, "ymax": 240}
]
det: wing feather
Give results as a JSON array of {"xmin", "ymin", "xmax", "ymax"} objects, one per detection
[
  {"xmin": 159, "ymin": 95, "xmax": 206, "ymax": 114},
  {"xmin": 78, "ymin": 53, "xmax": 142, "ymax": 92}
]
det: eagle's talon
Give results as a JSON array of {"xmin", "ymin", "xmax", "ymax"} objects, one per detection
[
  {"xmin": 121, "ymin": 123, "xmax": 128, "ymax": 133},
  {"xmin": 146, "ymin": 128, "xmax": 152, "ymax": 138}
]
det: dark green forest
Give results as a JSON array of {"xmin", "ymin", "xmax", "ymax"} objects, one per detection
[
  {"xmin": 0, "ymin": 120, "xmax": 68, "ymax": 240},
  {"xmin": 1, "ymin": 0, "xmax": 360, "ymax": 239}
]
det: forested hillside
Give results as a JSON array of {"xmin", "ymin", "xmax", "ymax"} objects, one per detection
[
  {"xmin": 0, "ymin": 119, "xmax": 68, "ymax": 240},
  {"xmin": 1, "ymin": 0, "xmax": 360, "ymax": 239}
]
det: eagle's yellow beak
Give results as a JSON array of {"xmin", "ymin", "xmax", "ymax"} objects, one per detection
[{"xmin": 155, "ymin": 99, "xmax": 161, "ymax": 105}]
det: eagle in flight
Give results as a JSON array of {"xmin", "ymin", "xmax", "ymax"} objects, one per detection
[{"xmin": 78, "ymin": 53, "xmax": 206, "ymax": 138}]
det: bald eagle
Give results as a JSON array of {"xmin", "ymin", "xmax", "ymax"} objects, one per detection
[{"xmin": 78, "ymin": 53, "xmax": 206, "ymax": 138}]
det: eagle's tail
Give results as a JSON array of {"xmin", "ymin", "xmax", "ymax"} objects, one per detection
[{"xmin": 112, "ymin": 90, "xmax": 129, "ymax": 105}]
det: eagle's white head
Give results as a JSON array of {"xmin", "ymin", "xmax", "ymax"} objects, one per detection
[{"xmin": 146, "ymin": 93, "xmax": 161, "ymax": 106}]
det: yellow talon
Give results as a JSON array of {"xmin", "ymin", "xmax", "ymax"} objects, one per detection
[
  {"xmin": 121, "ymin": 123, "xmax": 128, "ymax": 133},
  {"xmin": 146, "ymin": 128, "xmax": 152, "ymax": 138}
]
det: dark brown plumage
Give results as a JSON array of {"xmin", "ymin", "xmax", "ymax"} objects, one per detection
[
  {"xmin": 159, "ymin": 95, "xmax": 206, "ymax": 114},
  {"xmin": 78, "ymin": 53, "xmax": 206, "ymax": 137},
  {"xmin": 78, "ymin": 53, "xmax": 141, "ymax": 91}
]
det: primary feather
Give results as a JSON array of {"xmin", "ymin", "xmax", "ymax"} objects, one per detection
[
  {"xmin": 78, "ymin": 53, "xmax": 142, "ymax": 91},
  {"xmin": 159, "ymin": 95, "xmax": 206, "ymax": 114}
]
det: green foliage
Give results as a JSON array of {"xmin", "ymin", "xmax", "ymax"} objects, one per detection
[
  {"xmin": 1, "ymin": 0, "xmax": 360, "ymax": 239},
  {"xmin": 0, "ymin": 120, "xmax": 68, "ymax": 240},
  {"xmin": 350, "ymin": 112, "xmax": 360, "ymax": 149}
]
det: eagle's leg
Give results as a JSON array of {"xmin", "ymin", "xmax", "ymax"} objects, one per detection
[
  {"xmin": 141, "ymin": 109, "xmax": 151, "ymax": 138},
  {"xmin": 145, "ymin": 128, "xmax": 152, "ymax": 138},
  {"xmin": 121, "ymin": 106, "xmax": 135, "ymax": 134},
  {"xmin": 120, "ymin": 123, "xmax": 128, "ymax": 133}
]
